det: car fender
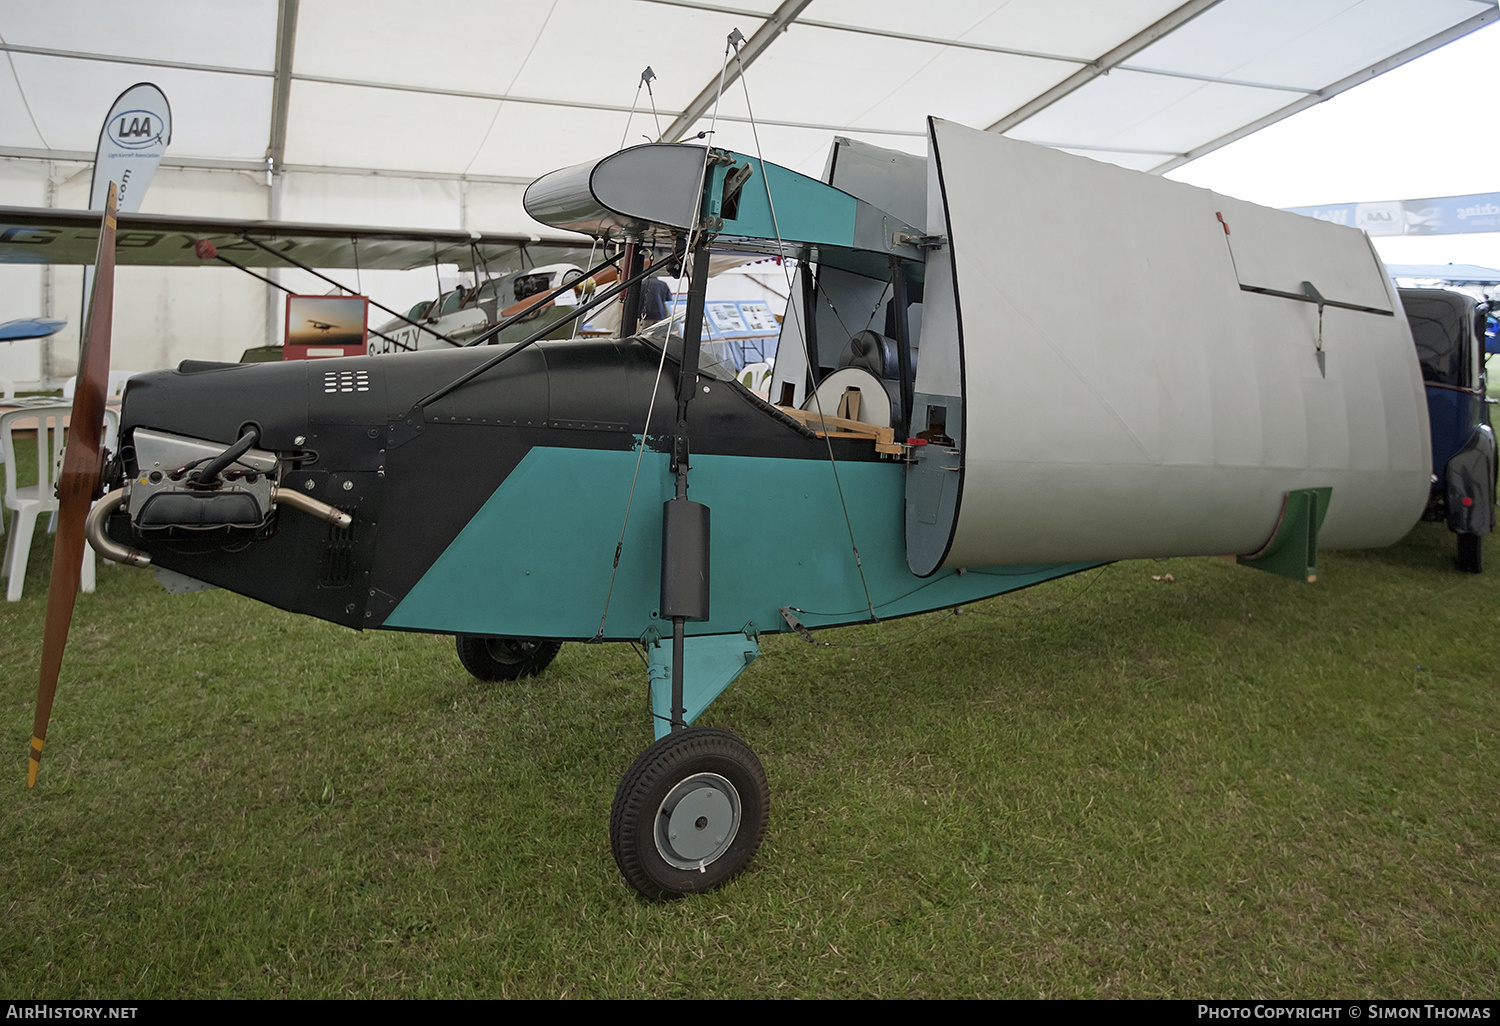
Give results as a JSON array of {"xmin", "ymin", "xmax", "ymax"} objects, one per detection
[{"xmin": 1445, "ymin": 423, "xmax": 1497, "ymax": 535}]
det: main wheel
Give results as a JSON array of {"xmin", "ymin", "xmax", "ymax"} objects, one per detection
[
  {"xmin": 610, "ymin": 727, "xmax": 769, "ymax": 900},
  {"xmin": 455, "ymin": 635, "xmax": 562, "ymax": 681},
  {"xmin": 1457, "ymin": 532, "xmax": 1483, "ymax": 574}
]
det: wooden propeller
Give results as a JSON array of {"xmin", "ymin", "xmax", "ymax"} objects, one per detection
[{"xmin": 28, "ymin": 182, "xmax": 118, "ymax": 788}]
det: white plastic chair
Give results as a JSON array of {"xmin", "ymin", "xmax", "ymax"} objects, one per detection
[
  {"xmin": 1, "ymin": 405, "xmax": 120, "ymax": 601},
  {"xmin": 738, "ymin": 361, "xmax": 774, "ymax": 396},
  {"xmin": 0, "ymin": 380, "xmax": 15, "ymax": 523}
]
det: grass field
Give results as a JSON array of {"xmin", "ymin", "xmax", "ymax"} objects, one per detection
[{"xmin": 1, "ymin": 502, "xmax": 1496, "ymax": 998}]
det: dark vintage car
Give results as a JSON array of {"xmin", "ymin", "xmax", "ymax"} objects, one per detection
[{"xmin": 1399, "ymin": 288, "xmax": 1497, "ymax": 572}]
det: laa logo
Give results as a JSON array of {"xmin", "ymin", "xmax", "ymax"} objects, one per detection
[{"xmin": 106, "ymin": 109, "xmax": 163, "ymax": 150}]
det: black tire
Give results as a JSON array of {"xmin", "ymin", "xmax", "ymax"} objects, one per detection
[
  {"xmin": 1457, "ymin": 532, "xmax": 1483, "ymax": 574},
  {"xmin": 609, "ymin": 727, "xmax": 769, "ymax": 900},
  {"xmin": 454, "ymin": 635, "xmax": 562, "ymax": 681}
]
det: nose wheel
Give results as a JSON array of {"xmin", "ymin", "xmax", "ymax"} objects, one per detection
[{"xmin": 610, "ymin": 727, "xmax": 769, "ymax": 899}]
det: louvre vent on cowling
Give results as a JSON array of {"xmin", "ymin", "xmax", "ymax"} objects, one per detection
[
  {"xmin": 323, "ymin": 370, "xmax": 370, "ymax": 394},
  {"xmin": 319, "ymin": 521, "xmax": 355, "ymax": 588}
]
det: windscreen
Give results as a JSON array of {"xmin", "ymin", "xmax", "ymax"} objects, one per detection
[
  {"xmin": 639, "ymin": 319, "xmax": 739, "ymax": 382},
  {"xmin": 1402, "ymin": 291, "xmax": 1469, "ymax": 388},
  {"xmin": 514, "ymin": 272, "xmax": 553, "ymax": 302}
]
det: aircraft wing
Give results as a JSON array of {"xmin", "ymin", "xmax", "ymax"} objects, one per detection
[
  {"xmin": 0, "ymin": 317, "xmax": 67, "ymax": 341},
  {"xmin": 0, "ymin": 205, "xmax": 593, "ymax": 271}
]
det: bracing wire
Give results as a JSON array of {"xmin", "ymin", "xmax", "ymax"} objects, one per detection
[
  {"xmin": 808, "ymin": 270, "xmax": 888, "ymax": 347},
  {"xmin": 596, "ymin": 39, "xmax": 742, "ymax": 640},
  {"xmin": 622, "ymin": 67, "xmax": 667, "ymax": 149},
  {"xmin": 0, "ymin": 30, "xmax": 49, "ymax": 149},
  {"xmin": 730, "ymin": 35, "xmax": 879, "ymax": 623},
  {"xmin": 866, "ymin": 278, "xmax": 892, "ymax": 332},
  {"xmin": 787, "ymin": 563, "xmax": 1113, "ymax": 626},
  {"xmin": 619, "ymin": 77, "xmax": 645, "ymax": 151},
  {"xmin": 707, "ymin": 31, "xmax": 739, "ymax": 146},
  {"xmin": 592, "ymin": 277, "xmax": 676, "ymax": 640},
  {"xmin": 679, "ymin": 37, "xmax": 735, "ymax": 266},
  {"xmin": 777, "ymin": 563, "xmax": 1113, "ymax": 653},
  {"xmin": 644, "ymin": 67, "xmax": 664, "ymax": 142},
  {"xmin": 623, "ymin": 67, "xmax": 667, "ymax": 150}
]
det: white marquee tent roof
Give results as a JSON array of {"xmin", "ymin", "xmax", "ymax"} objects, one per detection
[
  {"xmin": 3, "ymin": 0, "xmax": 1496, "ymax": 192},
  {"xmin": 1, "ymin": 0, "xmax": 1496, "ymax": 381}
]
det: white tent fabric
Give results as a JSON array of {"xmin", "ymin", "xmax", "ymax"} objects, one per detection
[
  {"xmin": 6, "ymin": 0, "xmax": 1495, "ymax": 183},
  {"xmin": 0, "ymin": 0, "xmax": 1494, "ymax": 379}
]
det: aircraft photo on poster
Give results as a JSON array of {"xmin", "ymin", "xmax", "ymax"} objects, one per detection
[{"xmin": 283, "ymin": 294, "xmax": 369, "ymax": 356}]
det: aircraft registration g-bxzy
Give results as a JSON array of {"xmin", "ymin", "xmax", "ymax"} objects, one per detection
[{"xmin": 19, "ymin": 118, "xmax": 1432, "ymax": 899}]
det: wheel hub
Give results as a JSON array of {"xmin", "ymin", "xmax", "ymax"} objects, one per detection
[
  {"xmin": 484, "ymin": 637, "xmax": 536, "ymax": 665},
  {"xmin": 655, "ymin": 772, "xmax": 740, "ymax": 870}
]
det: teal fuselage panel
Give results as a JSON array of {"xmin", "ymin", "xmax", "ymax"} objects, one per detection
[{"xmin": 384, "ymin": 446, "xmax": 1095, "ymax": 639}]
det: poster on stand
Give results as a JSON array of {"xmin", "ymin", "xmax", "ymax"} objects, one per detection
[{"xmin": 284, "ymin": 295, "xmax": 370, "ymax": 360}]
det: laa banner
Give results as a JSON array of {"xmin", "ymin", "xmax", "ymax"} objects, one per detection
[
  {"xmin": 76, "ymin": 83, "xmax": 172, "ymax": 360},
  {"xmin": 90, "ymin": 82, "xmax": 172, "ymax": 213}
]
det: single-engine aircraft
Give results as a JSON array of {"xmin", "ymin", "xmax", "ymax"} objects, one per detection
[
  {"xmin": 21, "ymin": 119, "xmax": 1434, "ymax": 899},
  {"xmin": 365, "ymin": 254, "xmax": 784, "ymax": 356},
  {"xmin": 367, "ymin": 262, "xmax": 594, "ymax": 354},
  {"xmin": 0, "ymin": 201, "xmax": 596, "ymax": 359}
]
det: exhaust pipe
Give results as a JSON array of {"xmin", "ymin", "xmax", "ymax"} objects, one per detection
[
  {"xmin": 85, "ymin": 490, "xmax": 151, "ymax": 567},
  {"xmin": 271, "ymin": 486, "xmax": 354, "ymax": 528}
]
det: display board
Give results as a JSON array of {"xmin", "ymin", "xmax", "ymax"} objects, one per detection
[{"xmin": 283, "ymin": 295, "xmax": 369, "ymax": 360}]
